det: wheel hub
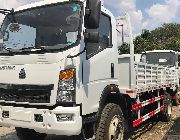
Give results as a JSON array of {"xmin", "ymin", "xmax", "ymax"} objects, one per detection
[
  {"xmin": 177, "ymin": 91, "xmax": 180, "ymax": 102},
  {"xmin": 109, "ymin": 116, "xmax": 123, "ymax": 140}
]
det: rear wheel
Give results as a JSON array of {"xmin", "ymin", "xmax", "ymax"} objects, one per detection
[
  {"xmin": 159, "ymin": 92, "xmax": 172, "ymax": 122},
  {"xmin": 95, "ymin": 103, "xmax": 124, "ymax": 140},
  {"xmin": 16, "ymin": 128, "xmax": 47, "ymax": 140},
  {"xmin": 175, "ymin": 88, "xmax": 180, "ymax": 105}
]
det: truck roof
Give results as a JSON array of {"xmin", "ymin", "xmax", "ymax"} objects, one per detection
[
  {"xmin": 15, "ymin": 0, "xmax": 74, "ymax": 12},
  {"xmin": 15, "ymin": 0, "xmax": 107, "ymax": 13},
  {"xmin": 13, "ymin": 0, "xmax": 114, "ymax": 24}
]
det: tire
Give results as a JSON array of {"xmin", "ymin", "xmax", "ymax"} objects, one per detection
[
  {"xmin": 175, "ymin": 88, "xmax": 180, "ymax": 105},
  {"xmin": 159, "ymin": 92, "xmax": 172, "ymax": 122},
  {"xmin": 16, "ymin": 127, "xmax": 47, "ymax": 140},
  {"xmin": 95, "ymin": 103, "xmax": 125, "ymax": 140}
]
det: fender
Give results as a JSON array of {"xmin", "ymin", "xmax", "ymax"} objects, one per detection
[
  {"xmin": 82, "ymin": 85, "xmax": 133, "ymax": 125},
  {"xmin": 98, "ymin": 85, "xmax": 132, "ymax": 119}
]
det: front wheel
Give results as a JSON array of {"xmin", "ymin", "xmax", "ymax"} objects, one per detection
[
  {"xmin": 16, "ymin": 128, "xmax": 47, "ymax": 140},
  {"xmin": 95, "ymin": 103, "xmax": 125, "ymax": 140}
]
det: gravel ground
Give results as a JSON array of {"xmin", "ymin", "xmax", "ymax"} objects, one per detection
[{"xmin": 0, "ymin": 106, "xmax": 179, "ymax": 140}]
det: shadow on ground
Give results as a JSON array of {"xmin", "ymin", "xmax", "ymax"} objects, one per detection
[
  {"xmin": 162, "ymin": 117, "xmax": 180, "ymax": 140},
  {"xmin": 124, "ymin": 119, "xmax": 159, "ymax": 140},
  {"xmin": 0, "ymin": 132, "xmax": 86, "ymax": 140},
  {"xmin": 0, "ymin": 121, "xmax": 161, "ymax": 140},
  {"xmin": 0, "ymin": 117, "xmax": 179, "ymax": 140}
]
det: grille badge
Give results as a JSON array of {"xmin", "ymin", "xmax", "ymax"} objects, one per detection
[{"xmin": 19, "ymin": 68, "xmax": 26, "ymax": 79}]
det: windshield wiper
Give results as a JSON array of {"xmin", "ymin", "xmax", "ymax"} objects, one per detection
[
  {"xmin": 0, "ymin": 46, "xmax": 15, "ymax": 54},
  {"xmin": 20, "ymin": 47, "xmax": 38, "ymax": 51},
  {"xmin": 0, "ymin": 46, "xmax": 41, "ymax": 55},
  {"xmin": 18, "ymin": 47, "xmax": 50, "ymax": 53}
]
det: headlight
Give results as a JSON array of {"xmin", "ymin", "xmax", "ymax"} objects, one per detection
[{"xmin": 57, "ymin": 69, "xmax": 76, "ymax": 103}]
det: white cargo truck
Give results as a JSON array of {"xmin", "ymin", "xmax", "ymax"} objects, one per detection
[
  {"xmin": 141, "ymin": 50, "xmax": 180, "ymax": 105},
  {"xmin": 0, "ymin": 0, "xmax": 177, "ymax": 140}
]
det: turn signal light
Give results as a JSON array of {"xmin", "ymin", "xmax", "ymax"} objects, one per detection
[{"xmin": 59, "ymin": 69, "xmax": 75, "ymax": 80}]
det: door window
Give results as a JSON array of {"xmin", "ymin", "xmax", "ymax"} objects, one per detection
[{"xmin": 86, "ymin": 13, "xmax": 112, "ymax": 59}]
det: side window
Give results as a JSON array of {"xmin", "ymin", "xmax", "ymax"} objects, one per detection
[
  {"xmin": 86, "ymin": 13, "xmax": 112, "ymax": 59},
  {"xmin": 99, "ymin": 14, "xmax": 112, "ymax": 48}
]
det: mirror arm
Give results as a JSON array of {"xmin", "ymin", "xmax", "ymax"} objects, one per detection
[{"xmin": 67, "ymin": 49, "xmax": 86, "ymax": 58}]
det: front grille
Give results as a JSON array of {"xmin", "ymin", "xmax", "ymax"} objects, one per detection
[{"xmin": 0, "ymin": 84, "xmax": 54, "ymax": 103}]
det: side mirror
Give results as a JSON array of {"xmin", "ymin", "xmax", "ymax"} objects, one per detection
[
  {"xmin": 85, "ymin": 0, "xmax": 101, "ymax": 29},
  {"xmin": 84, "ymin": 31, "xmax": 99, "ymax": 43}
]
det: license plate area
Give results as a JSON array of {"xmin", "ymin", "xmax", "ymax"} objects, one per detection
[{"xmin": 10, "ymin": 109, "xmax": 32, "ymax": 122}]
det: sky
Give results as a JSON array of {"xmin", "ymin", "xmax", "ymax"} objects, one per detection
[{"xmin": 0, "ymin": 0, "xmax": 180, "ymax": 35}]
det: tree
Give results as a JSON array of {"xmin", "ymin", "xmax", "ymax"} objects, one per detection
[
  {"xmin": 134, "ymin": 23, "xmax": 180, "ymax": 53},
  {"xmin": 118, "ymin": 42, "xmax": 130, "ymax": 54}
]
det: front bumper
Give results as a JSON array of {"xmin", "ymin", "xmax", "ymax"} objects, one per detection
[{"xmin": 0, "ymin": 105, "xmax": 82, "ymax": 136}]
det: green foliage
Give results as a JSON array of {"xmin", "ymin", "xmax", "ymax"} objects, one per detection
[
  {"xmin": 118, "ymin": 42, "xmax": 130, "ymax": 54},
  {"xmin": 134, "ymin": 23, "xmax": 180, "ymax": 53}
]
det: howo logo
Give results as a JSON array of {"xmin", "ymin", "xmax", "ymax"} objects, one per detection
[
  {"xmin": 0, "ymin": 66, "xmax": 15, "ymax": 70},
  {"xmin": 19, "ymin": 68, "xmax": 26, "ymax": 79}
]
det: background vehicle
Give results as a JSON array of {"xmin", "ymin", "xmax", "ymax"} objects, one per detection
[
  {"xmin": 0, "ymin": 0, "xmax": 175, "ymax": 140},
  {"xmin": 141, "ymin": 50, "xmax": 180, "ymax": 105}
]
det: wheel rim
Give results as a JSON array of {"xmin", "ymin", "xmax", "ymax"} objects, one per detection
[
  {"xmin": 177, "ymin": 91, "xmax": 180, "ymax": 103},
  {"xmin": 168, "ymin": 104, "xmax": 172, "ymax": 115},
  {"xmin": 108, "ymin": 115, "xmax": 123, "ymax": 140},
  {"xmin": 165, "ymin": 98, "xmax": 172, "ymax": 116}
]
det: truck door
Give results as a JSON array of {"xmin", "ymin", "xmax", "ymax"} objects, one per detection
[{"xmin": 81, "ymin": 13, "xmax": 117, "ymax": 114}]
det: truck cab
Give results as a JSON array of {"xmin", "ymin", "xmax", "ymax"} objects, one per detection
[
  {"xmin": 0, "ymin": 0, "xmax": 120, "ymax": 139},
  {"xmin": 141, "ymin": 50, "xmax": 179, "ymax": 67}
]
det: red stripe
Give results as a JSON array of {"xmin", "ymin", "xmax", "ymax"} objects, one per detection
[
  {"xmin": 126, "ymin": 89, "xmax": 134, "ymax": 94},
  {"xmin": 160, "ymin": 95, "xmax": 164, "ymax": 100},
  {"xmin": 149, "ymin": 111, "xmax": 155, "ymax": 117},
  {"xmin": 148, "ymin": 98, "xmax": 155, "ymax": 104},
  {"xmin": 132, "ymin": 102, "xmax": 142, "ymax": 111},
  {"xmin": 133, "ymin": 118, "xmax": 143, "ymax": 127},
  {"xmin": 160, "ymin": 105, "xmax": 164, "ymax": 111},
  {"xmin": 172, "ymin": 96, "xmax": 176, "ymax": 99}
]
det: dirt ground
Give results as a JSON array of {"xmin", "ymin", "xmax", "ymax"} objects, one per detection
[{"xmin": 0, "ymin": 106, "xmax": 179, "ymax": 140}]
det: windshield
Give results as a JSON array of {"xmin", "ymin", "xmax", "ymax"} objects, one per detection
[
  {"xmin": 141, "ymin": 52, "xmax": 176, "ymax": 66},
  {"xmin": 0, "ymin": 2, "xmax": 82, "ymax": 53}
]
